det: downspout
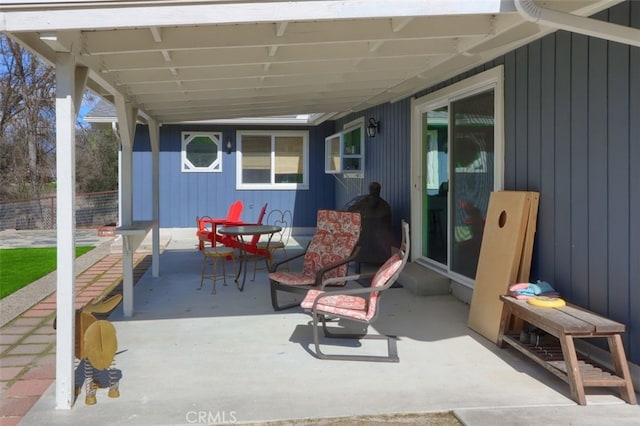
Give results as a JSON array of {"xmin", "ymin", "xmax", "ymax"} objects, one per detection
[{"xmin": 515, "ymin": 0, "xmax": 640, "ymax": 48}]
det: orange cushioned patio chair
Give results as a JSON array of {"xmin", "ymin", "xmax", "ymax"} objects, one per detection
[
  {"xmin": 268, "ymin": 209, "xmax": 361, "ymax": 311},
  {"xmin": 299, "ymin": 220, "xmax": 409, "ymax": 362}
]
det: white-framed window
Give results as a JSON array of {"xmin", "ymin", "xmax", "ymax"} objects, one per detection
[
  {"xmin": 181, "ymin": 131, "xmax": 222, "ymax": 172},
  {"xmin": 236, "ymin": 130, "xmax": 309, "ymax": 190},
  {"xmin": 324, "ymin": 120, "xmax": 365, "ymax": 174}
]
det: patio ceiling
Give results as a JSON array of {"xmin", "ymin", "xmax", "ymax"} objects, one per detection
[{"xmin": 0, "ymin": 0, "xmax": 621, "ymax": 124}]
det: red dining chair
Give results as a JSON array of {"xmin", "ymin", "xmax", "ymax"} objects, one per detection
[
  {"xmin": 196, "ymin": 200, "xmax": 244, "ymax": 250},
  {"xmin": 216, "ymin": 202, "xmax": 268, "ymax": 252}
]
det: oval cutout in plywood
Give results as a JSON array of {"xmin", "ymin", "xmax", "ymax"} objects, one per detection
[{"xmin": 499, "ymin": 210, "xmax": 507, "ymax": 228}]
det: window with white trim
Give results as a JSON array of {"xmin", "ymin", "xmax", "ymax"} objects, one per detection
[
  {"xmin": 324, "ymin": 122, "xmax": 364, "ymax": 174},
  {"xmin": 236, "ymin": 130, "xmax": 309, "ymax": 190},
  {"xmin": 181, "ymin": 132, "xmax": 222, "ymax": 172}
]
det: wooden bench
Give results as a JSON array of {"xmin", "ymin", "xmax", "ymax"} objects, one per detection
[{"xmin": 497, "ymin": 295, "xmax": 637, "ymax": 405}]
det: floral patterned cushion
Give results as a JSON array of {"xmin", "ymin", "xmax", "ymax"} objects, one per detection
[
  {"xmin": 300, "ymin": 289, "xmax": 368, "ymax": 321},
  {"xmin": 269, "ymin": 210, "xmax": 361, "ymax": 286},
  {"xmin": 315, "ymin": 209, "xmax": 361, "ymax": 234},
  {"xmin": 300, "ymin": 253, "xmax": 404, "ymax": 321},
  {"xmin": 366, "ymin": 253, "xmax": 403, "ymax": 318}
]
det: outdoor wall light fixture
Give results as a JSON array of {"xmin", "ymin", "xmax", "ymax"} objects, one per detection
[
  {"xmin": 226, "ymin": 137, "xmax": 233, "ymax": 154},
  {"xmin": 367, "ymin": 118, "xmax": 380, "ymax": 138}
]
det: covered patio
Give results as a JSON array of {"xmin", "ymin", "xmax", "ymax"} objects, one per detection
[
  {"xmin": 21, "ymin": 230, "xmax": 639, "ymax": 424},
  {"xmin": 3, "ymin": 0, "xmax": 640, "ymax": 418}
]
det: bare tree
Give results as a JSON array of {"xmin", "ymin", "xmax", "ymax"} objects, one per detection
[
  {"xmin": 1, "ymin": 35, "xmax": 119, "ymax": 205},
  {"xmin": 76, "ymin": 124, "xmax": 119, "ymax": 193},
  {"xmin": 0, "ymin": 35, "xmax": 56, "ymax": 200}
]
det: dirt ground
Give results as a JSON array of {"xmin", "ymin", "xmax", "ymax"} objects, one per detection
[{"xmin": 255, "ymin": 412, "xmax": 462, "ymax": 425}]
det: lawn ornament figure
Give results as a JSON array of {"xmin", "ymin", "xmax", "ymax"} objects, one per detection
[{"xmin": 55, "ymin": 294, "xmax": 123, "ymax": 405}]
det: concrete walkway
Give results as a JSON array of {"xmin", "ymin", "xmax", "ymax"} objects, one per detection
[{"xmin": 0, "ymin": 230, "xmax": 153, "ymax": 425}]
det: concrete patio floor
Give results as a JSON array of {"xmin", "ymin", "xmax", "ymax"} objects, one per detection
[{"xmin": 21, "ymin": 230, "xmax": 640, "ymax": 425}]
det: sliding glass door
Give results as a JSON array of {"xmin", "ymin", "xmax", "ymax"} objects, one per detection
[
  {"xmin": 422, "ymin": 107, "xmax": 448, "ymax": 265},
  {"xmin": 449, "ymin": 90, "xmax": 495, "ymax": 279},
  {"xmin": 413, "ymin": 67, "xmax": 503, "ymax": 284}
]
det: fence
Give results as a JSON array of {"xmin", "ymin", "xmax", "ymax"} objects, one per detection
[{"xmin": 0, "ymin": 190, "xmax": 118, "ymax": 231}]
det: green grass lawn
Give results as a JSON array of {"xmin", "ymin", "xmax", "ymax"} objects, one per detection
[{"xmin": 0, "ymin": 246, "xmax": 94, "ymax": 299}]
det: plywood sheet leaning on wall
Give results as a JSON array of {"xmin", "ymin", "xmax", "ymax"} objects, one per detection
[
  {"xmin": 512, "ymin": 192, "xmax": 540, "ymax": 332},
  {"xmin": 517, "ymin": 192, "xmax": 539, "ymax": 283},
  {"xmin": 467, "ymin": 191, "xmax": 539, "ymax": 343}
]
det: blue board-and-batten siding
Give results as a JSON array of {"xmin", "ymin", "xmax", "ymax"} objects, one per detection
[
  {"xmin": 500, "ymin": 2, "xmax": 639, "ymax": 363},
  {"xmin": 334, "ymin": 99, "xmax": 412, "ymax": 247},
  {"xmin": 131, "ymin": 122, "xmax": 336, "ymax": 228},
  {"xmin": 630, "ymin": 1, "xmax": 640, "ymax": 370}
]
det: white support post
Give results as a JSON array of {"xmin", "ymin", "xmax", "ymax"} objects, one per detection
[
  {"xmin": 54, "ymin": 54, "xmax": 85, "ymax": 410},
  {"xmin": 115, "ymin": 96, "xmax": 137, "ymax": 226},
  {"xmin": 116, "ymin": 125, "xmax": 122, "ymax": 227},
  {"xmin": 73, "ymin": 66, "xmax": 88, "ymax": 116},
  {"xmin": 120, "ymin": 143, "xmax": 133, "ymax": 225},
  {"xmin": 118, "ymin": 133, "xmax": 134, "ymax": 315},
  {"xmin": 115, "ymin": 96, "xmax": 138, "ymax": 316},
  {"xmin": 148, "ymin": 119, "xmax": 160, "ymax": 277}
]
